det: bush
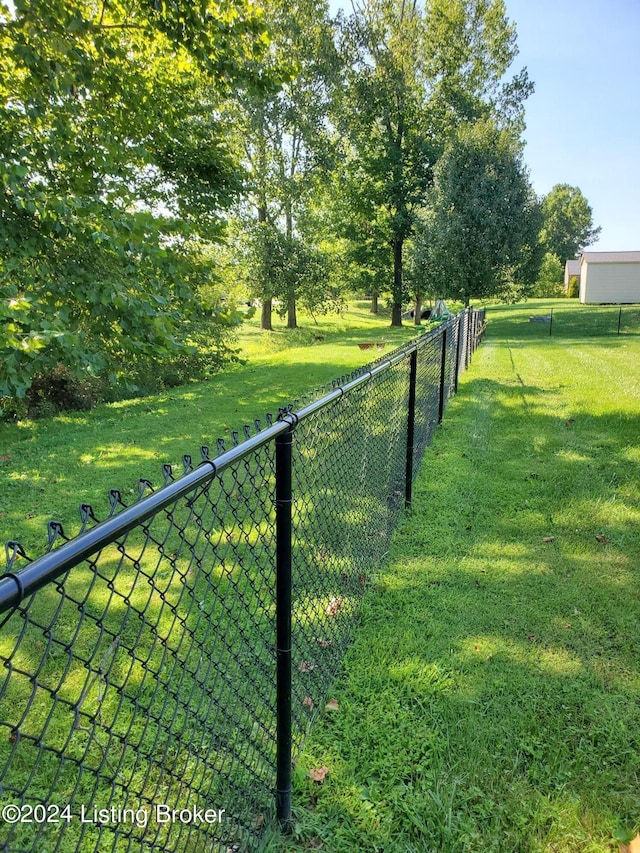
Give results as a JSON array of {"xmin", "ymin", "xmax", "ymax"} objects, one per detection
[
  {"xmin": 567, "ymin": 275, "xmax": 580, "ymax": 298},
  {"xmin": 533, "ymin": 252, "xmax": 564, "ymax": 297},
  {"xmin": 4, "ymin": 366, "xmax": 106, "ymax": 419},
  {"xmin": 0, "ymin": 318, "xmax": 242, "ymax": 420}
]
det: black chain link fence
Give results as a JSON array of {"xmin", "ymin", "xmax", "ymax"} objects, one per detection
[
  {"xmin": 527, "ymin": 303, "xmax": 640, "ymax": 337},
  {"xmin": 0, "ymin": 308, "xmax": 485, "ymax": 853}
]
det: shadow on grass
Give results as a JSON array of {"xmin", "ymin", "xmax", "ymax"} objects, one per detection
[
  {"xmin": 281, "ymin": 373, "xmax": 640, "ymax": 853},
  {"xmin": 0, "ymin": 336, "xmax": 450, "ymax": 853},
  {"xmin": 1, "ymin": 344, "xmax": 416, "ymax": 554}
]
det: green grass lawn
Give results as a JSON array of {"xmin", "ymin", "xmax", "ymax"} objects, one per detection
[
  {"xmin": 265, "ymin": 300, "xmax": 640, "ymax": 853},
  {"xmin": 1, "ymin": 300, "xmax": 439, "ymax": 853},
  {"xmin": 2, "ymin": 298, "xmax": 639, "ymax": 852},
  {"xmin": 0, "ymin": 301, "xmax": 427, "ymax": 560}
]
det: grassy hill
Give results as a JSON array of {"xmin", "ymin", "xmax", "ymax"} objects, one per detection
[{"xmin": 0, "ymin": 301, "xmax": 427, "ymax": 560}]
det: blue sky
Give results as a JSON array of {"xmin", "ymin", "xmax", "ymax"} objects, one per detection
[
  {"xmin": 504, "ymin": 0, "xmax": 640, "ymax": 251},
  {"xmin": 330, "ymin": 0, "xmax": 640, "ymax": 252}
]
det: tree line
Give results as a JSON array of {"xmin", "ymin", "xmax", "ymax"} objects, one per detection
[{"xmin": 0, "ymin": 0, "xmax": 599, "ymax": 412}]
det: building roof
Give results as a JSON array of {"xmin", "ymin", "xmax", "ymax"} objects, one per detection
[
  {"xmin": 565, "ymin": 260, "xmax": 581, "ymax": 275},
  {"xmin": 580, "ymin": 251, "xmax": 640, "ymax": 265}
]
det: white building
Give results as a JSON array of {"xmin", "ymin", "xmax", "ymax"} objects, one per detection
[
  {"xmin": 579, "ymin": 251, "xmax": 640, "ymax": 304},
  {"xmin": 564, "ymin": 259, "xmax": 581, "ymax": 292}
]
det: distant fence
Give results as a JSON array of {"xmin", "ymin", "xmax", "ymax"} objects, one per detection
[
  {"xmin": 528, "ymin": 304, "xmax": 640, "ymax": 337},
  {"xmin": 0, "ymin": 307, "xmax": 485, "ymax": 853}
]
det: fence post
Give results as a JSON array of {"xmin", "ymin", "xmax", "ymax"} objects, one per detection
[
  {"xmin": 405, "ymin": 349, "xmax": 418, "ymax": 509},
  {"xmin": 275, "ymin": 423, "xmax": 294, "ymax": 832},
  {"xmin": 454, "ymin": 315, "xmax": 463, "ymax": 395},
  {"xmin": 438, "ymin": 326, "xmax": 448, "ymax": 424},
  {"xmin": 618, "ymin": 305, "xmax": 622, "ymax": 336}
]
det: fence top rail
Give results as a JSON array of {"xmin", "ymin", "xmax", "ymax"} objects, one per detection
[{"xmin": 0, "ymin": 311, "xmax": 466, "ymax": 615}]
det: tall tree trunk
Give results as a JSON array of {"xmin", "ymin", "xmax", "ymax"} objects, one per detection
[
  {"xmin": 413, "ymin": 293, "xmax": 422, "ymax": 325},
  {"xmin": 370, "ymin": 291, "xmax": 378, "ymax": 314},
  {"xmin": 287, "ymin": 291, "xmax": 297, "ymax": 328},
  {"xmin": 258, "ymin": 202, "xmax": 272, "ymax": 330},
  {"xmin": 285, "ymin": 203, "xmax": 297, "ymax": 329},
  {"xmin": 391, "ymin": 237, "xmax": 403, "ymax": 327},
  {"xmin": 257, "ymin": 103, "xmax": 272, "ymax": 332},
  {"xmin": 261, "ymin": 297, "xmax": 272, "ymax": 330}
]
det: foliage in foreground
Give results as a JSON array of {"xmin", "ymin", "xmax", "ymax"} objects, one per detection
[{"xmin": 0, "ymin": 0, "xmax": 268, "ymax": 402}]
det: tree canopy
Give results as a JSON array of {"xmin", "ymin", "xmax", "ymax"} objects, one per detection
[
  {"xmin": 540, "ymin": 183, "xmax": 601, "ymax": 261},
  {"xmin": 333, "ymin": 0, "xmax": 533, "ymax": 324},
  {"xmin": 411, "ymin": 119, "xmax": 541, "ymax": 304},
  {"xmin": 0, "ymin": 0, "xmax": 268, "ymax": 399},
  {"xmin": 1, "ymin": 0, "xmax": 587, "ymax": 413}
]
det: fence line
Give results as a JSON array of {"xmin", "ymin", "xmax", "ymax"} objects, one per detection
[
  {"xmin": 0, "ymin": 307, "xmax": 485, "ymax": 853},
  {"xmin": 526, "ymin": 303, "xmax": 640, "ymax": 337}
]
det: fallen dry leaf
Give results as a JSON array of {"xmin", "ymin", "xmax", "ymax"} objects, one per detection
[
  {"xmin": 0, "ymin": 453, "xmax": 11, "ymax": 464},
  {"xmin": 252, "ymin": 814, "xmax": 265, "ymax": 830},
  {"xmin": 325, "ymin": 698, "xmax": 339, "ymax": 712},
  {"xmin": 316, "ymin": 638, "xmax": 331, "ymax": 649},
  {"xmin": 620, "ymin": 833, "xmax": 640, "ymax": 853},
  {"xmin": 542, "ymin": 536, "xmax": 555, "ymax": 543},
  {"xmin": 595, "ymin": 534, "xmax": 609, "ymax": 544},
  {"xmin": 303, "ymin": 696, "xmax": 314, "ymax": 710},
  {"xmin": 325, "ymin": 597, "xmax": 343, "ymax": 617},
  {"xmin": 299, "ymin": 661, "xmax": 316, "ymax": 673},
  {"xmin": 308, "ymin": 766, "xmax": 329, "ymax": 783}
]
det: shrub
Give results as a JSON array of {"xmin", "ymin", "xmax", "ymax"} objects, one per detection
[
  {"xmin": 567, "ymin": 275, "xmax": 580, "ymax": 298},
  {"xmin": 533, "ymin": 252, "xmax": 564, "ymax": 297}
]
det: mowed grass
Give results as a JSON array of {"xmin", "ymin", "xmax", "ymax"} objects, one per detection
[
  {"xmin": 0, "ymin": 300, "xmax": 436, "ymax": 852},
  {"xmin": 0, "ymin": 301, "xmax": 426, "ymax": 559},
  {"xmin": 267, "ymin": 300, "xmax": 640, "ymax": 853}
]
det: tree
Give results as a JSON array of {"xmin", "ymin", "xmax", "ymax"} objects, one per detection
[
  {"xmin": 317, "ymin": 162, "xmax": 393, "ymax": 314},
  {"xmin": 235, "ymin": 0, "xmax": 339, "ymax": 329},
  {"xmin": 413, "ymin": 119, "xmax": 542, "ymax": 304},
  {"xmin": 335, "ymin": 0, "xmax": 533, "ymax": 325},
  {"xmin": 540, "ymin": 183, "xmax": 601, "ymax": 262},
  {"xmin": 405, "ymin": 216, "xmax": 439, "ymax": 323},
  {"xmin": 534, "ymin": 252, "xmax": 564, "ymax": 298},
  {"xmin": 243, "ymin": 221, "xmax": 338, "ymax": 324},
  {"xmin": 0, "ymin": 0, "xmax": 267, "ymax": 400}
]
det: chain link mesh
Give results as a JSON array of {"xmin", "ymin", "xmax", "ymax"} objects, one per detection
[
  {"xmin": 527, "ymin": 304, "xmax": 640, "ymax": 337},
  {"xmin": 0, "ymin": 310, "xmax": 485, "ymax": 853}
]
